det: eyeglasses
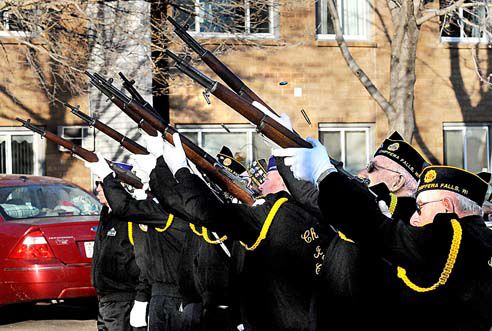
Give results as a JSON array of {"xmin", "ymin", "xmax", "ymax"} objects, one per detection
[
  {"xmin": 416, "ymin": 199, "xmax": 443, "ymax": 215},
  {"xmin": 366, "ymin": 160, "xmax": 402, "ymax": 175}
]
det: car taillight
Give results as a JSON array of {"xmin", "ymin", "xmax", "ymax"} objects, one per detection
[{"xmin": 9, "ymin": 230, "xmax": 56, "ymax": 259}]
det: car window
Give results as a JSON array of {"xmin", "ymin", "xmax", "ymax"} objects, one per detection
[{"xmin": 0, "ymin": 184, "xmax": 101, "ymax": 220}]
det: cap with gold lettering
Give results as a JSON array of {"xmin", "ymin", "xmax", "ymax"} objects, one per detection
[
  {"xmin": 417, "ymin": 166, "xmax": 489, "ymax": 206},
  {"xmin": 217, "ymin": 146, "xmax": 247, "ymax": 176},
  {"xmin": 374, "ymin": 131, "xmax": 429, "ymax": 180}
]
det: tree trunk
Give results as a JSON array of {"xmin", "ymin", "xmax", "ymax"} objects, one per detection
[{"xmin": 388, "ymin": 0, "xmax": 420, "ymax": 142}]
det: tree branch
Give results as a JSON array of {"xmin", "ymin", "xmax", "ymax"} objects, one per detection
[
  {"xmin": 416, "ymin": 0, "xmax": 465, "ymax": 26},
  {"xmin": 327, "ymin": 0, "xmax": 395, "ymax": 116}
]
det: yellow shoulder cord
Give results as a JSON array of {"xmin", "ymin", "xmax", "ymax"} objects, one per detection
[
  {"xmin": 128, "ymin": 222, "xmax": 134, "ymax": 246},
  {"xmin": 388, "ymin": 193, "xmax": 398, "ymax": 215},
  {"xmin": 338, "ymin": 231, "xmax": 355, "ymax": 243},
  {"xmin": 189, "ymin": 224, "xmax": 228, "ymax": 244},
  {"xmin": 240, "ymin": 197, "xmax": 288, "ymax": 251},
  {"xmin": 397, "ymin": 219, "xmax": 462, "ymax": 293},
  {"xmin": 155, "ymin": 214, "xmax": 174, "ymax": 233}
]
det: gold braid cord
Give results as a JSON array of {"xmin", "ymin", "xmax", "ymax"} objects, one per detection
[
  {"xmin": 397, "ymin": 219, "xmax": 462, "ymax": 293},
  {"xmin": 155, "ymin": 214, "xmax": 175, "ymax": 232},
  {"xmin": 240, "ymin": 197, "xmax": 288, "ymax": 251},
  {"xmin": 128, "ymin": 222, "xmax": 134, "ymax": 246},
  {"xmin": 338, "ymin": 231, "xmax": 355, "ymax": 243},
  {"xmin": 388, "ymin": 193, "xmax": 398, "ymax": 215},
  {"xmin": 189, "ymin": 224, "xmax": 228, "ymax": 244}
]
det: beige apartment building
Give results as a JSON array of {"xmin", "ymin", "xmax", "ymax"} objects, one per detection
[{"xmin": 0, "ymin": 0, "xmax": 491, "ymax": 190}]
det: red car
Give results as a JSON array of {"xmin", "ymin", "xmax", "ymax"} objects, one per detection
[{"xmin": 0, "ymin": 175, "xmax": 101, "ymax": 305}]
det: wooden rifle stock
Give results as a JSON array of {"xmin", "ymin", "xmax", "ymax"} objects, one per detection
[
  {"xmin": 16, "ymin": 117, "xmax": 143, "ymax": 189},
  {"xmin": 64, "ymin": 103, "xmax": 149, "ymax": 155}
]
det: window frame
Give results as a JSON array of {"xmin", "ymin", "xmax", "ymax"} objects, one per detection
[
  {"xmin": 0, "ymin": 10, "xmax": 34, "ymax": 38},
  {"xmin": 443, "ymin": 123, "xmax": 491, "ymax": 172},
  {"xmin": 318, "ymin": 123, "xmax": 374, "ymax": 173},
  {"xmin": 440, "ymin": 5, "xmax": 489, "ymax": 44},
  {"xmin": 0, "ymin": 127, "xmax": 44, "ymax": 175},
  {"xmin": 316, "ymin": 0, "xmax": 372, "ymax": 42},
  {"xmin": 176, "ymin": 123, "xmax": 275, "ymax": 163},
  {"xmin": 184, "ymin": 0, "xmax": 279, "ymax": 39}
]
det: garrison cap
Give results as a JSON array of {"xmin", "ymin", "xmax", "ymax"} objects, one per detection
[
  {"xmin": 417, "ymin": 166, "xmax": 489, "ymax": 206},
  {"xmin": 374, "ymin": 131, "xmax": 429, "ymax": 180},
  {"xmin": 217, "ymin": 146, "xmax": 247, "ymax": 176},
  {"xmin": 267, "ymin": 156, "xmax": 277, "ymax": 172}
]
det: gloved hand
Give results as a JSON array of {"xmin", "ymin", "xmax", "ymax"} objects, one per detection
[
  {"xmin": 272, "ymin": 137, "xmax": 334, "ymax": 184},
  {"xmin": 132, "ymin": 185, "xmax": 149, "ymax": 201},
  {"xmin": 84, "ymin": 152, "xmax": 113, "ymax": 180},
  {"xmin": 141, "ymin": 131, "xmax": 164, "ymax": 158},
  {"xmin": 252, "ymin": 101, "xmax": 293, "ymax": 132},
  {"xmin": 163, "ymin": 133, "xmax": 189, "ymax": 176},
  {"xmin": 129, "ymin": 154, "xmax": 157, "ymax": 183},
  {"xmin": 378, "ymin": 200, "xmax": 392, "ymax": 218},
  {"xmin": 129, "ymin": 300, "xmax": 148, "ymax": 327}
]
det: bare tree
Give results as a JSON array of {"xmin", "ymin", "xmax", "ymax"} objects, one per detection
[{"xmin": 326, "ymin": 0, "xmax": 492, "ymax": 141}]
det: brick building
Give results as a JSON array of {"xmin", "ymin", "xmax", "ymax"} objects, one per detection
[{"xmin": 0, "ymin": 0, "xmax": 491, "ymax": 190}]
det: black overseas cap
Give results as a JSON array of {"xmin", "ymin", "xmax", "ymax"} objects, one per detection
[
  {"xmin": 217, "ymin": 146, "xmax": 247, "ymax": 176},
  {"xmin": 374, "ymin": 131, "xmax": 429, "ymax": 180},
  {"xmin": 417, "ymin": 166, "xmax": 489, "ymax": 206}
]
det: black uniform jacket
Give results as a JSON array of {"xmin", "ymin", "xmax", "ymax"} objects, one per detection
[
  {"xmin": 150, "ymin": 162, "xmax": 321, "ymax": 331},
  {"xmin": 102, "ymin": 175, "xmax": 187, "ymax": 300},
  {"xmin": 92, "ymin": 205, "xmax": 140, "ymax": 302},
  {"xmin": 319, "ymin": 171, "xmax": 492, "ymax": 331}
]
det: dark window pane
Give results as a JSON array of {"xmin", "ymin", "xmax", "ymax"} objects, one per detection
[
  {"xmin": 0, "ymin": 136, "xmax": 6, "ymax": 173},
  {"xmin": 11, "ymin": 135, "xmax": 33, "ymax": 175},
  {"xmin": 199, "ymin": 0, "xmax": 244, "ymax": 33},
  {"xmin": 250, "ymin": 2, "xmax": 270, "ymax": 33},
  {"xmin": 174, "ymin": 0, "xmax": 196, "ymax": 31},
  {"xmin": 444, "ymin": 130, "xmax": 464, "ymax": 168}
]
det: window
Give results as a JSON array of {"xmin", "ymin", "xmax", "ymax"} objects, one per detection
[
  {"xmin": 174, "ymin": 0, "xmax": 277, "ymax": 37},
  {"xmin": 440, "ymin": 1, "xmax": 488, "ymax": 43},
  {"xmin": 444, "ymin": 124, "xmax": 490, "ymax": 173},
  {"xmin": 57, "ymin": 126, "xmax": 94, "ymax": 153},
  {"xmin": 316, "ymin": 0, "xmax": 371, "ymax": 41},
  {"xmin": 176, "ymin": 124, "xmax": 273, "ymax": 166},
  {"xmin": 318, "ymin": 124, "xmax": 373, "ymax": 174},
  {"xmin": 0, "ymin": 9, "xmax": 33, "ymax": 37},
  {"xmin": 0, "ymin": 128, "xmax": 44, "ymax": 175},
  {"xmin": 0, "ymin": 184, "xmax": 101, "ymax": 220}
]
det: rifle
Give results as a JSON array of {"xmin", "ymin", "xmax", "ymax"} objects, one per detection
[
  {"xmin": 167, "ymin": 16, "xmax": 277, "ymax": 115},
  {"xmin": 64, "ymin": 102, "xmax": 149, "ymax": 155},
  {"xmin": 166, "ymin": 50, "xmax": 364, "ymax": 183},
  {"xmin": 86, "ymin": 71, "xmax": 256, "ymax": 205},
  {"xmin": 16, "ymin": 117, "xmax": 143, "ymax": 189}
]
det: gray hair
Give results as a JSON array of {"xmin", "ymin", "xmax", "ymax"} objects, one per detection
[
  {"xmin": 452, "ymin": 194, "xmax": 483, "ymax": 216},
  {"xmin": 392, "ymin": 162, "xmax": 418, "ymax": 197}
]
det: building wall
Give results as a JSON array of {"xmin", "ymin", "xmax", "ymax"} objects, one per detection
[{"xmin": 169, "ymin": 0, "xmax": 492, "ymax": 168}]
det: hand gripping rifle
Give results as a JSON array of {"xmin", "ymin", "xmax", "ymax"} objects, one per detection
[
  {"xmin": 64, "ymin": 102, "xmax": 149, "ymax": 155},
  {"xmin": 16, "ymin": 117, "xmax": 143, "ymax": 189},
  {"xmin": 165, "ymin": 50, "xmax": 365, "ymax": 183},
  {"xmin": 86, "ymin": 71, "xmax": 255, "ymax": 205},
  {"xmin": 167, "ymin": 16, "xmax": 277, "ymax": 115}
]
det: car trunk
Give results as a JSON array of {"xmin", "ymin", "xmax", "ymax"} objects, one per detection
[{"xmin": 10, "ymin": 216, "xmax": 99, "ymax": 264}]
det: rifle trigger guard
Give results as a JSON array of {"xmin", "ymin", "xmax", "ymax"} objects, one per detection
[{"xmin": 256, "ymin": 114, "xmax": 267, "ymax": 133}]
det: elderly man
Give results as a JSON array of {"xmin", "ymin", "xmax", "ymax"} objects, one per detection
[{"xmin": 277, "ymin": 138, "xmax": 492, "ymax": 331}]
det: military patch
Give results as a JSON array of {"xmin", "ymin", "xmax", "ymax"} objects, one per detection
[
  {"xmin": 387, "ymin": 142, "xmax": 399, "ymax": 151},
  {"xmin": 139, "ymin": 224, "xmax": 148, "ymax": 232},
  {"xmin": 424, "ymin": 169, "xmax": 437, "ymax": 183}
]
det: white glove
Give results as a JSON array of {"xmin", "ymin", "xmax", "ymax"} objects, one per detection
[
  {"xmin": 252, "ymin": 101, "xmax": 293, "ymax": 132},
  {"xmin": 272, "ymin": 137, "xmax": 334, "ymax": 184},
  {"xmin": 163, "ymin": 133, "xmax": 189, "ymax": 176},
  {"xmin": 84, "ymin": 152, "xmax": 113, "ymax": 180},
  {"xmin": 132, "ymin": 185, "xmax": 148, "ymax": 200},
  {"xmin": 141, "ymin": 132, "xmax": 164, "ymax": 157},
  {"xmin": 129, "ymin": 154, "xmax": 157, "ymax": 183},
  {"xmin": 129, "ymin": 300, "xmax": 148, "ymax": 327}
]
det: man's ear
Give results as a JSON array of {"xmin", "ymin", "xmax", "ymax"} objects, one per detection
[
  {"xmin": 442, "ymin": 197, "xmax": 453, "ymax": 212},
  {"xmin": 389, "ymin": 174, "xmax": 405, "ymax": 193}
]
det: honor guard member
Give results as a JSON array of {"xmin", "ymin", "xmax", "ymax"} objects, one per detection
[
  {"xmin": 151, "ymin": 132, "xmax": 322, "ymax": 331},
  {"xmin": 87, "ymin": 161, "xmax": 142, "ymax": 331},
  {"xmin": 87, "ymin": 153, "xmax": 186, "ymax": 331},
  {"xmin": 278, "ymin": 139, "xmax": 492, "ymax": 331}
]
